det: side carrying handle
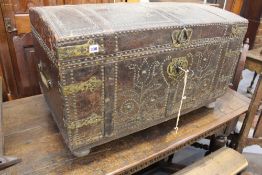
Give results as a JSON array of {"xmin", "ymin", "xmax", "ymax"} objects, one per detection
[{"xmin": 38, "ymin": 62, "xmax": 52, "ymax": 90}]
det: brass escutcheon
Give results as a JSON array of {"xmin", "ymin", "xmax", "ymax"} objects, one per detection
[{"xmin": 167, "ymin": 57, "xmax": 188, "ymax": 80}]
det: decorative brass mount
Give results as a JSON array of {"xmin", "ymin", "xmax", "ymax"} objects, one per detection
[
  {"xmin": 231, "ymin": 25, "xmax": 247, "ymax": 38},
  {"xmin": 167, "ymin": 57, "xmax": 188, "ymax": 80},
  {"xmin": 65, "ymin": 113, "xmax": 103, "ymax": 130},
  {"xmin": 57, "ymin": 39, "xmax": 100, "ymax": 59},
  {"xmin": 172, "ymin": 28, "xmax": 193, "ymax": 47},
  {"xmin": 61, "ymin": 76, "xmax": 102, "ymax": 96}
]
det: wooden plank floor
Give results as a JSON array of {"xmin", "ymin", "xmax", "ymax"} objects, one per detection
[{"xmin": 1, "ymin": 89, "xmax": 249, "ymax": 175}]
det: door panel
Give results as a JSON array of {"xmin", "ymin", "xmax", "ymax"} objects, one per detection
[
  {"xmin": 15, "ymin": 14, "xmax": 30, "ymax": 34},
  {"xmin": 11, "ymin": 0, "xmax": 64, "ymax": 13},
  {"xmin": 0, "ymin": 5, "xmax": 18, "ymax": 99},
  {"xmin": 13, "ymin": 33, "xmax": 40, "ymax": 97},
  {"xmin": 0, "ymin": 63, "xmax": 8, "ymax": 101},
  {"xmin": 225, "ymin": 0, "xmax": 244, "ymax": 15},
  {"xmin": 242, "ymin": 0, "xmax": 262, "ymax": 49}
]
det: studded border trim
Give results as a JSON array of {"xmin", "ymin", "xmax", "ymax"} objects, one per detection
[
  {"xmin": 56, "ymin": 22, "xmax": 247, "ymax": 45},
  {"xmin": 31, "ymin": 25, "xmax": 58, "ymax": 66}
]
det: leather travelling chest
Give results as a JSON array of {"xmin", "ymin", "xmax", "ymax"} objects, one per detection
[{"xmin": 30, "ymin": 3, "xmax": 247, "ymax": 156}]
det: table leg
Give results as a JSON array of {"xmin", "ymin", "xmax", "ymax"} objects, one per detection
[
  {"xmin": 209, "ymin": 135, "xmax": 227, "ymax": 153},
  {"xmin": 247, "ymin": 72, "xmax": 257, "ymax": 93},
  {"xmin": 237, "ymin": 74, "xmax": 262, "ymax": 152}
]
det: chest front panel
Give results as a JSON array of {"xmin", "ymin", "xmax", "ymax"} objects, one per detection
[
  {"xmin": 112, "ymin": 41, "xmax": 228, "ymax": 134},
  {"xmin": 59, "ymin": 36, "xmax": 242, "ymax": 149}
]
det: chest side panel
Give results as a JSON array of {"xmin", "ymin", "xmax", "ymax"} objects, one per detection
[
  {"xmin": 214, "ymin": 37, "xmax": 244, "ymax": 95},
  {"xmin": 60, "ymin": 65, "xmax": 105, "ymax": 149}
]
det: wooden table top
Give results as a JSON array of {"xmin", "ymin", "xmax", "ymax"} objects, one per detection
[
  {"xmin": 245, "ymin": 47, "xmax": 262, "ymax": 73},
  {"xmin": 247, "ymin": 48, "xmax": 262, "ymax": 62},
  {"xmin": 1, "ymin": 89, "xmax": 249, "ymax": 175}
]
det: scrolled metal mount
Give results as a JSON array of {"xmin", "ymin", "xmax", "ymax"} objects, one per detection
[{"xmin": 231, "ymin": 25, "xmax": 247, "ymax": 38}]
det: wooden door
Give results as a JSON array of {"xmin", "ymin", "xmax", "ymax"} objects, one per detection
[
  {"xmin": 0, "ymin": 4, "xmax": 18, "ymax": 100},
  {"xmin": 0, "ymin": 63, "xmax": 8, "ymax": 101},
  {"xmin": 242, "ymin": 0, "xmax": 262, "ymax": 50},
  {"xmin": 225, "ymin": 0, "xmax": 244, "ymax": 14},
  {"xmin": 0, "ymin": 0, "xmax": 113, "ymax": 100}
]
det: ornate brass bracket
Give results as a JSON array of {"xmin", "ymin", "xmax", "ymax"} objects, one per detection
[
  {"xmin": 65, "ymin": 113, "xmax": 102, "ymax": 130},
  {"xmin": 225, "ymin": 49, "xmax": 240, "ymax": 58},
  {"xmin": 167, "ymin": 57, "xmax": 188, "ymax": 80},
  {"xmin": 57, "ymin": 39, "xmax": 101, "ymax": 59},
  {"xmin": 231, "ymin": 25, "xmax": 247, "ymax": 38},
  {"xmin": 172, "ymin": 28, "xmax": 193, "ymax": 47},
  {"xmin": 61, "ymin": 76, "xmax": 102, "ymax": 96}
]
